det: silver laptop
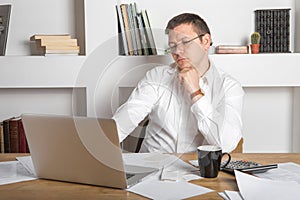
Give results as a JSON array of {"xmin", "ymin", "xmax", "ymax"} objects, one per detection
[{"xmin": 21, "ymin": 113, "xmax": 157, "ymax": 189}]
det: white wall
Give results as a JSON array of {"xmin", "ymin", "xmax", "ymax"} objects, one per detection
[{"xmin": 243, "ymin": 88, "xmax": 293, "ymax": 153}]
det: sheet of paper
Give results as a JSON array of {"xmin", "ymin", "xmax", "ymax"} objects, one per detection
[
  {"xmin": 122, "ymin": 152, "xmax": 178, "ymax": 169},
  {"xmin": 255, "ymin": 162, "xmax": 300, "ymax": 184},
  {"xmin": 16, "ymin": 156, "xmax": 36, "ymax": 176},
  {"xmin": 224, "ymin": 190, "xmax": 243, "ymax": 200},
  {"xmin": 127, "ymin": 179, "xmax": 213, "ymax": 200},
  {"xmin": 0, "ymin": 161, "xmax": 17, "ymax": 178},
  {"xmin": 218, "ymin": 192, "xmax": 230, "ymax": 200},
  {"xmin": 235, "ymin": 170, "xmax": 300, "ymax": 200},
  {"xmin": 189, "ymin": 159, "xmax": 199, "ymax": 167},
  {"xmin": 123, "ymin": 153, "xmax": 200, "ymax": 181},
  {"xmin": 0, "ymin": 161, "xmax": 37, "ymax": 185}
]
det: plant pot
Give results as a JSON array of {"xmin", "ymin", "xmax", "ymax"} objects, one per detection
[{"xmin": 250, "ymin": 44, "xmax": 260, "ymax": 54}]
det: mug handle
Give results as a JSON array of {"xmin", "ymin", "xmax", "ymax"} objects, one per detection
[{"xmin": 220, "ymin": 153, "xmax": 231, "ymax": 168}]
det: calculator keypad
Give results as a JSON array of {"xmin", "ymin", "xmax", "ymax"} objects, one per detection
[{"xmin": 222, "ymin": 160, "xmax": 261, "ymax": 170}]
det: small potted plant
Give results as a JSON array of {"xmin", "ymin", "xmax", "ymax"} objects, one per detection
[{"xmin": 250, "ymin": 32, "xmax": 261, "ymax": 54}]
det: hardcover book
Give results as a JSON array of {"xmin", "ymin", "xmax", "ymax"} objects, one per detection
[
  {"xmin": 9, "ymin": 117, "xmax": 21, "ymax": 153},
  {"xmin": 255, "ymin": 9, "xmax": 291, "ymax": 53},
  {"xmin": 0, "ymin": 122, "xmax": 4, "ymax": 153},
  {"xmin": 216, "ymin": 45, "xmax": 249, "ymax": 54}
]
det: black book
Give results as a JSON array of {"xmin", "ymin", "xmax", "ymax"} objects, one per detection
[
  {"xmin": 255, "ymin": 8, "xmax": 291, "ymax": 53},
  {"xmin": 0, "ymin": 4, "xmax": 11, "ymax": 56}
]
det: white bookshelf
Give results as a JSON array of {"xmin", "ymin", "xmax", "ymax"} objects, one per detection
[{"xmin": 0, "ymin": 0, "xmax": 300, "ymax": 153}]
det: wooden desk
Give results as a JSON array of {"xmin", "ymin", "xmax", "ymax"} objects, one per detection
[{"xmin": 1, "ymin": 153, "xmax": 299, "ymax": 200}]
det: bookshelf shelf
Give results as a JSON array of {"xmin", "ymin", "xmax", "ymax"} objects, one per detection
[{"xmin": 0, "ymin": 56, "xmax": 85, "ymax": 88}]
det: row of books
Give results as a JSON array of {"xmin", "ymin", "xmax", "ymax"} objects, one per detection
[
  {"xmin": 0, "ymin": 116, "xmax": 30, "ymax": 153},
  {"xmin": 30, "ymin": 34, "xmax": 80, "ymax": 56},
  {"xmin": 255, "ymin": 9, "xmax": 291, "ymax": 53},
  {"xmin": 116, "ymin": 3, "xmax": 157, "ymax": 56}
]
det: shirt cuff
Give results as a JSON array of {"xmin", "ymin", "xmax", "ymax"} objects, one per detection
[
  {"xmin": 191, "ymin": 96, "xmax": 213, "ymax": 118},
  {"xmin": 112, "ymin": 117, "xmax": 129, "ymax": 142}
]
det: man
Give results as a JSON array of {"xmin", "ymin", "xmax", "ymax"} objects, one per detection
[{"xmin": 113, "ymin": 13, "xmax": 244, "ymax": 153}]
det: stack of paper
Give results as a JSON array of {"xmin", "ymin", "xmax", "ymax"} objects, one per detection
[
  {"xmin": 0, "ymin": 156, "xmax": 36, "ymax": 185},
  {"xmin": 219, "ymin": 163, "xmax": 300, "ymax": 200},
  {"xmin": 123, "ymin": 153, "xmax": 213, "ymax": 199}
]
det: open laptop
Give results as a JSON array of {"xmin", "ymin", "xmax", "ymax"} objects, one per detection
[{"xmin": 21, "ymin": 113, "xmax": 158, "ymax": 189}]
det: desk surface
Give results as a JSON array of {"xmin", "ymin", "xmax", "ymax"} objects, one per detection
[{"xmin": 0, "ymin": 153, "xmax": 299, "ymax": 200}]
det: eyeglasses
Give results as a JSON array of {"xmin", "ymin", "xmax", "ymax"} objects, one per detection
[{"xmin": 165, "ymin": 34, "xmax": 205, "ymax": 54}]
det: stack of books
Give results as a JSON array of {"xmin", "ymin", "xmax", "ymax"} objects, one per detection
[
  {"xmin": 215, "ymin": 45, "xmax": 249, "ymax": 54},
  {"xmin": 30, "ymin": 34, "xmax": 80, "ymax": 56},
  {"xmin": 255, "ymin": 9, "xmax": 291, "ymax": 53},
  {"xmin": 116, "ymin": 2, "xmax": 157, "ymax": 56},
  {"xmin": 0, "ymin": 116, "xmax": 30, "ymax": 153}
]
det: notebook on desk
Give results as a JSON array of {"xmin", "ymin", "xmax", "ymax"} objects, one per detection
[{"xmin": 21, "ymin": 114, "xmax": 158, "ymax": 189}]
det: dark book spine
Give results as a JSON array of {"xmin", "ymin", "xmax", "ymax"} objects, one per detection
[
  {"xmin": 279, "ymin": 10, "xmax": 284, "ymax": 52},
  {"xmin": 18, "ymin": 119, "xmax": 27, "ymax": 153},
  {"xmin": 283, "ymin": 9, "xmax": 290, "ymax": 52},
  {"xmin": 265, "ymin": 10, "xmax": 272, "ymax": 52},
  {"xmin": 273, "ymin": 10, "xmax": 279, "ymax": 52},
  {"xmin": 0, "ymin": 123, "xmax": 4, "ymax": 153},
  {"xmin": 262, "ymin": 10, "xmax": 268, "ymax": 52},
  {"xmin": 3, "ymin": 119, "xmax": 11, "ymax": 153},
  {"xmin": 269, "ymin": 10, "xmax": 274, "ymax": 52},
  {"xmin": 9, "ymin": 119, "xmax": 19, "ymax": 153}
]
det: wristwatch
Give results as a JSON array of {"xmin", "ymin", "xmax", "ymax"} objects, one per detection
[{"xmin": 190, "ymin": 89, "xmax": 204, "ymax": 99}]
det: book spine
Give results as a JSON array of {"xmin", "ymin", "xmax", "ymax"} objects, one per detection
[
  {"xmin": 262, "ymin": 10, "xmax": 268, "ymax": 52},
  {"xmin": 127, "ymin": 3, "xmax": 138, "ymax": 55},
  {"xmin": 255, "ymin": 10, "xmax": 261, "ymax": 38},
  {"xmin": 140, "ymin": 10, "xmax": 151, "ymax": 55},
  {"xmin": 121, "ymin": 4, "xmax": 134, "ymax": 56},
  {"xmin": 9, "ymin": 119, "xmax": 19, "ymax": 153},
  {"xmin": 268, "ymin": 10, "xmax": 274, "ymax": 52},
  {"xmin": 273, "ymin": 10, "xmax": 279, "ymax": 52},
  {"xmin": 3, "ymin": 119, "xmax": 11, "ymax": 153},
  {"xmin": 283, "ymin": 9, "xmax": 290, "ymax": 52},
  {"xmin": 216, "ymin": 45, "xmax": 249, "ymax": 54},
  {"xmin": 132, "ymin": 3, "xmax": 143, "ymax": 55},
  {"xmin": 18, "ymin": 119, "xmax": 27, "ymax": 153},
  {"xmin": 216, "ymin": 49, "xmax": 248, "ymax": 54},
  {"xmin": 279, "ymin": 9, "xmax": 284, "ymax": 52},
  {"xmin": 143, "ymin": 10, "xmax": 157, "ymax": 55},
  {"xmin": 136, "ymin": 13, "xmax": 149, "ymax": 55},
  {"xmin": 115, "ymin": 4, "xmax": 129, "ymax": 55},
  {"xmin": 0, "ymin": 123, "xmax": 4, "ymax": 153},
  {"xmin": 265, "ymin": 10, "xmax": 270, "ymax": 52}
]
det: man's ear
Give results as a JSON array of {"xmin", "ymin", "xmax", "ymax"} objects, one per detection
[{"xmin": 202, "ymin": 33, "xmax": 211, "ymax": 50}]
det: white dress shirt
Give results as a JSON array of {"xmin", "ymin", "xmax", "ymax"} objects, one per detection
[{"xmin": 113, "ymin": 60, "xmax": 244, "ymax": 153}]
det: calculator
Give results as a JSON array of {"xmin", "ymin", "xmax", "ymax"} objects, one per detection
[{"xmin": 221, "ymin": 160, "xmax": 278, "ymax": 174}]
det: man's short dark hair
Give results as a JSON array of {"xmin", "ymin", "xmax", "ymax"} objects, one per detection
[{"xmin": 165, "ymin": 13, "xmax": 211, "ymax": 36}]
